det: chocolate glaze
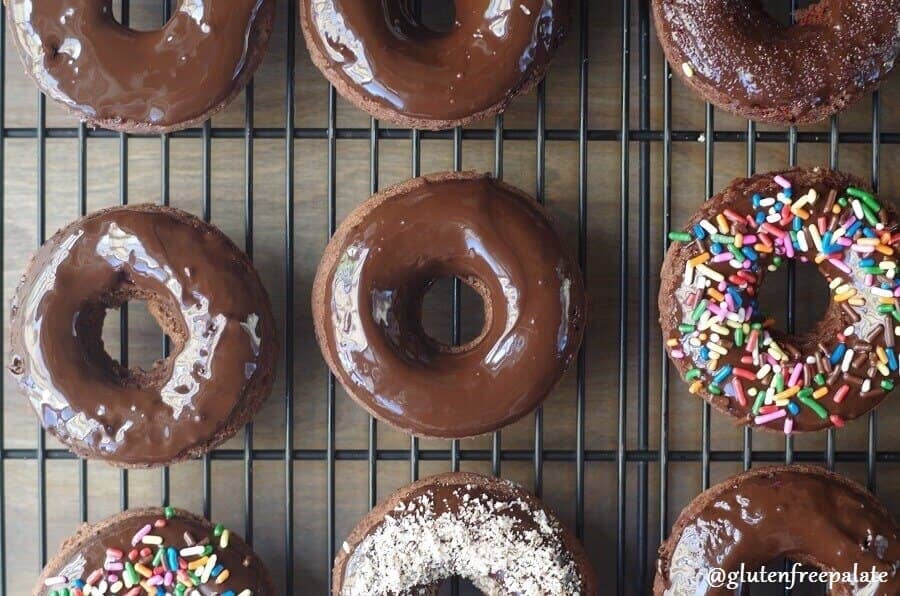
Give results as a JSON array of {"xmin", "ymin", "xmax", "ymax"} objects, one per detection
[
  {"xmin": 334, "ymin": 472, "xmax": 596, "ymax": 595},
  {"xmin": 654, "ymin": 466, "xmax": 900, "ymax": 595},
  {"xmin": 6, "ymin": 0, "xmax": 274, "ymax": 132},
  {"xmin": 313, "ymin": 172, "xmax": 586, "ymax": 439},
  {"xmin": 660, "ymin": 168, "xmax": 900, "ymax": 432},
  {"xmin": 35, "ymin": 508, "xmax": 274, "ymax": 595},
  {"xmin": 8, "ymin": 205, "xmax": 276, "ymax": 467},
  {"xmin": 300, "ymin": 0, "xmax": 571, "ymax": 128},
  {"xmin": 652, "ymin": 0, "xmax": 900, "ymax": 124}
]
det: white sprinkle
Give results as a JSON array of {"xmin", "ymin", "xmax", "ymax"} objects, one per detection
[
  {"xmin": 681, "ymin": 62, "xmax": 694, "ymax": 77},
  {"xmin": 179, "ymin": 545, "xmax": 205, "ymax": 557},
  {"xmin": 841, "ymin": 349, "xmax": 855, "ymax": 372}
]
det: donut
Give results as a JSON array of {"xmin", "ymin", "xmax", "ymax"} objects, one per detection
[
  {"xmin": 660, "ymin": 168, "xmax": 900, "ymax": 433},
  {"xmin": 299, "ymin": 0, "xmax": 571, "ymax": 130},
  {"xmin": 651, "ymin": 0, "xmax": 900, "ymax": 124},
  {"xmin": 333, "ymin": 472, "xmax": 597, "ymax": 595},
  {"xmin": 5, "ymin": 0, "xmax": 275, "ymax": 133},
  {"xmin": 7, "ymin": 205, "xmax": 277, "ymax": 467},
  {"xmin": 312, "ymin": 171, "xmax": 586, "ymax": 438},
  {"xmin": 654, "ymin": 465, "xmax": 900, "ymax": 595},
  {"xmin": 35, "ymin": 507, "xmax": 275, "ymax": 595}
]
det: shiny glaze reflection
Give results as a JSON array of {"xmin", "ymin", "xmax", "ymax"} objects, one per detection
[
  {"xmin": 37, "ymin": 510, "xmax": 271, "ymax": 595},
  {"xmin": 653, "ymin": 0, "xmax": 899, "ymax": 123},
  {"xmin": 8, "ymin": 207, "xmax": 273, "ymax": 466},
  {"xmin": 7, "ymin": 0, "xmax": 273, "ymax": 128},
  {"xmin": 661, "ymin": 468, "xmax": 900, "ymax": 595},
  {"xmin": 302, "ymin": 0, "xmax": 570, "ymax": 121},
  {"xmin": 317, "ymin": 175, "xmax": 585, "ymax": 438}
]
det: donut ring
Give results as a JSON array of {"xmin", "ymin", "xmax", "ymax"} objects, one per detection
[
  {"xmin": 35, "ymin": 507, "xmax": 276, "ymax": 595},
  {"xmin": 8, "ymin": 205, "xmax": 277, "ymax": 467},
  {"xmin": 299, "ymin": 0, "xmax": 572, "ymax": 129},
  {"xmin": 651, "ymin": 0, "xmax": 900, "ymax": 124},
  {"xmin": 333, "ymin": 472, "xmax": 597, "ymax": 595},
  {"xmin": 654, "ymin": 465, "xmax": 900, "ymax": 595},
  {"xmin": 660, "ymin": 168, "xmax": 900, "ymax": 433},
  {"xmin": 6, "ymin": 0, "xmax": 275, "ymax": 132},
  {"xmin": 312, "ymin": 172, "xmax": 586, "ymax": 438}
]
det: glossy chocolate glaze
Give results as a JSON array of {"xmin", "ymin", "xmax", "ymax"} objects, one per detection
[
  {"xmin": 8, "ymin": 205, "xmax": 275, "ymax": 466},
  {"xmin": 660, "ymin": 169, "xmax": 900, "ymax": 432},
  {"xmin": 652, "ymin": 0, "xmax": 899, "ymax": 124},
  {"xmin": 36, "ymin": 508, "xmax": 273, "ymax": 595},
  {"xmin": 6, "ymin": 0, "xmax": 274, "ymax": 131},
  {"xmin": 334, "ymin": 472, "xmax": 594, "ymax": 595},
  {"xmin": 313, "ymin": 172, "xmax": 585, "ymax": 438},
  {"xmin": 655, "ymin": 466, "xmax": 900, "ymax": 595},
  {"xmin": 300, "ymin": 0, "xmax": 571, "ymax": 127}
]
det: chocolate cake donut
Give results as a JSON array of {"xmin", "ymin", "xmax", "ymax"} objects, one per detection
[
  {"xmin": 312, "ymin": 171, "xmax": 586, "ymax": 438},
  {"xmin": 299, "ymin": 0, "xmax": 571, "ymax": 129},
  {"xmin": 654, "ymin": 465, "xmax": 900, "ymax": 595},
  {"xmin": 651, "ymin": 0, "xmax": 900, "ymax": 124},
  {"xmin": 35, "ymin": 507, "xmax": 275, "ymax": 595},
  {"xmin": 8, "ymin": 205, "xmax": 276, "ymax": 467},
  {"xmin": 660, "ymin": 168, "xmax": 900, "ymax": 433},
  {"xmin": 6, "ymin": 0, "xmax": 275, "ymax": 132},
  {"xmin": 334, "ymin": 472, "xmax": 596, "ymax": 595}
]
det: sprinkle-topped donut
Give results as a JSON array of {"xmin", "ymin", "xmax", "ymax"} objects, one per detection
[
  {"xmin": 651, "ymin": 0, "xmax": 900, "ymax": 124},
  {"xmin": 312, "ymin": 172, "xmax": 586, "ymax": 439},
  {"xmin": 659, "ymin": 168, "xmax": 900, "ymax": 433},
  {"xmin": 333, "ymin": 472, "xmax": 597, "ymax": 595},
  {"xmin": 35, "ymin": 507, "xmax": 275, "ymax": 595},
  {"xmin": 8, "ymin": 205, "xmax": 277, "ymax": 467},
  {"xmin": 6, "ymin": 0, "xmax": 275, "ymax": 132},
  {"xmin": 654, "ymin": 465, "xmax": 900, "ymax": 595},
  {"xmin": 299, "ymin": 0, "xmax": 571, "ymax": 129}
]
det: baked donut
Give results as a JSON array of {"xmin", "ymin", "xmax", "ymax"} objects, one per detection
[
  {"xmin": 312, "ymin": 171, "xmax": 585, "ymax": 438},
  {"xmin": 6, "ymin": 0, "xmax": 275, "ymax": 133},
  {"xmin": 35, "ymin": 507, "xmax": 275, "ymax": 595},
  {"xmin": 8, "ymin": 205, "xmax": 276, "ymax": 467},
  {"xmin": 299, "ymin": 0, "xmax": 571, "ymax": 130},
  {"xmin": 651, "ymin": 0, "xmax": 900, "ymax": 124},
  {"xmin": 654, "ymin": 465, "xmax": 900, "ymax": 595},
  {"xmin": 334, "ymin": 472, "xmax": 596, "ymax": 595},
  {"xmin": 660, "ymin": 168, "xmax": 900, "ymax": 433}
]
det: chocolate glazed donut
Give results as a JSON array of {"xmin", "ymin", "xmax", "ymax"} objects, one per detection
[
  {"xmin": 299, "ymin": 0, "xmax": 571, "ymax": 129},
  {"xmin": 312, "ymin": 172, "xmax": 586, "ymax": 438},
  {"xmin": 660, "ymin": 168, "xmax": 900, "ymax": 434},
  {"xmin": 655, "ymin": 465, "xmax": 900, "ymax": 595},
  {"xmin": 5, "ymin": 0, "xmax": 274, "ymax": 132},
  {"xmin": 8, "ymin": 205, "xmax": 277, "ymax": 467},
  {"xmin": 334, "ymin": 472, "xmax": 597, "ymax": 595},
  {"xmin": 35, "ymin": 507, "xmax": 276, "ymax": 595},
  {"xmin": 652, "ymin": 0, "xmax": 900, "ymax": 124}
]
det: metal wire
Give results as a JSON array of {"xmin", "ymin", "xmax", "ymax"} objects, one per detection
[{"xmin": 1, "ymin": 0, "xmax": 897, "ymax": 594}]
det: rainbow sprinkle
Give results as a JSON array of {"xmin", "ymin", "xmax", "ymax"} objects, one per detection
[
  {"xmin": 44, "ymin": 508, "xmax": 254, "ymax": 596},
  {"xmin": 667, "ymin": 173, "xmax": 900, "ymax": 433}
]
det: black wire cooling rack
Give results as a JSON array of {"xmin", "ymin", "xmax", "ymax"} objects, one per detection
[{"xmin": 1, "ymin": 0, "xmax": 899, "ymax": 594}]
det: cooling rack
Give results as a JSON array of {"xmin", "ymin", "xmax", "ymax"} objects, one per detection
[{"xmin": 1, "ymin": 1, "xmax": 899, "ymax": 594}]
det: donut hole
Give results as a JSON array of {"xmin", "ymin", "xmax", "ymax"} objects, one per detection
[
  {"xmin": 420, "ymin": 276, "xmax": 489, "ymax": 352},
  {"xmin": 755, "ymin": 259, "xmax": 832, "ymax": 341},
  {"xmin": 760, "ymin": 0, "xmax": 827, "ymax": 27},
  {"xmin": 77, "ymin": 289, "xmax": 184, "ymax": 387},
  {"xmin": 415, "ymin": 0, "xmax": 457, "ymax": 34},
  {"xmin": 110, "ymin": 0, "xmax": 176, "ymax": 31},
  {"xmin": 389, "ymin": 0, "xmax": 457, "ymax": 37}
]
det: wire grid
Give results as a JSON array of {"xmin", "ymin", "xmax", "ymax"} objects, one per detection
[{"xmin": 0, "ymin": 0, "xmax": 898, "ymax": 594}]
